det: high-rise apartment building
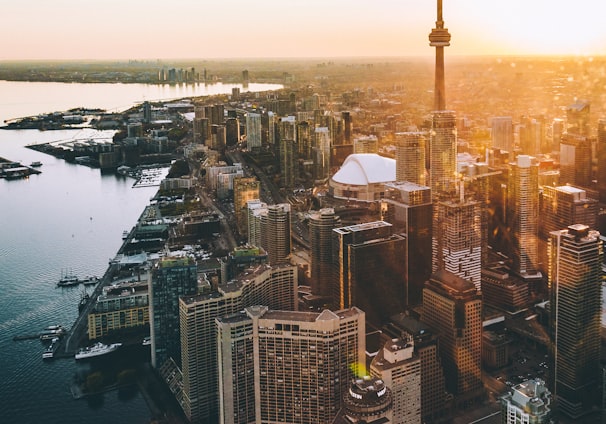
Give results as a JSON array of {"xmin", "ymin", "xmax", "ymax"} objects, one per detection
[
  {"xmin": 501, "ymin": 379, "xmax": 552, "ymax": 424},
  {"xmin": 342, "ymin": 111, "xmax": 353, "ymax": 144},
  {"xmin": 491, "ymin": 116, "xmax": 513, "ymax": 154},
  {"xmin": 551, "ymin": 118, "xmax": 565, "ymax": 153},
  {"xmin": 381, "ymin": 182, "xmax": 433, "ymax": 306},
  {"xmin": 353, "ymin": 135, "xmax": 378, "ymax": 154},
  {"xmin": 386, "ymin": 314, "xmax": 452, "ymax": 423},
  {"xmin": 297, "ymin": 120, "xmax": 313, "ymax": 160},
  {"xmin": 149, "ymin": 256, "xmax": 198, "ymax": 369},
  {"xmin": 429, "ymin": 111, "xmax": 457, "ymax": 199},
  {"xmin": 179, "ymin": 264, "xmax": 298, "ymax": 424},
  {"xmin": 432, "ymin": 196, "xmax": 483, "ymax": 292},
  {"xmin": 313, "ymin": 127, "xmax": 331, "ymax": 183},
  {"xmin": 519, "ymin": 115, "xmax": 544, "ymax": 156},
  {"xmin": 422, "ymin": 270, "xmax": 483, "ymax": 407},
  {"xmin": 538, "ymin": 185, "xmax": 598, "ymax": 275},
  {"xmin": 217, "ymin": 305, "xmax": 365, "ymax": 424},
  {"xmin": 560, "ymin": 133, "xmax": 592, "ymax": 188},
  {"xmin": 193, "ymin": 117, "xmax": 210, "ymax": 145},
  {"xmin": 246, "ymin": 199, "xmax": 266, "ymax": 247},
  {"xmin": 566, "ymin": 100, "xmax": 590, "ymax": 136},
  {"xmin": 247, "ymin": 202, "xmax": 291, "ymax": 265},
  {"xmin": 598, "ymin": 119, "xmax": 606, "ymax": 203},
  {"xmin": 395, "ymin": 132, "xmax": 426, "ymax": 186},
  {"xmin": 260, "ymin": 203, "xmax": 291, "ymax": 265},
  {"xmin": 370, "ymin": 336, "xmax": 422, "ymax": 424},
  {"xmin": 507, "ymin": 155, "xmax": 539, "ymax": 276},
  {"xmin": 245, "ymin": 112, "xmax": 262, "ymax": 149},
  {"xmin": 278, "ymin": 116, "xmax": 297, "ymax": 189},
  {"xmin": 309, "ymin": 208, "xmax": 341, "ymax": 298},
  {"xmin": 549, "ymin": 224, "xmax": 602, "ymax": 419},
  {"xmin": 233, "ymin": 177, "xmax": 260, "ymax": 234},
  {"xmin": 225, "ymin": 116, "xmax": 240, "ymax": 147},
  {"xmin": 332, "ymin": 221, "xmax": 407, "ymax": 326}
]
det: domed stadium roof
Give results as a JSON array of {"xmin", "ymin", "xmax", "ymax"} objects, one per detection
[{"xmin": 331, "ymin": 153, "xmax": 396, "ymax": 186}]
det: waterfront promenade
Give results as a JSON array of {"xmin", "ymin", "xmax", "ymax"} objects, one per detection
[{"xmin": 59, "ymin": 201, "xmax": 150, "ymax": 356}]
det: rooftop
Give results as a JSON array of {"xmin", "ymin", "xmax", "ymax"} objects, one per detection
[{"xmin": 331, "ymin": 153, "xmax": 395, "ymax": 186}]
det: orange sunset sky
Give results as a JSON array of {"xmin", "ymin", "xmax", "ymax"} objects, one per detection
[{"xmin": 1, "ymin": 0, "xmax": 604, "ymax": 60}]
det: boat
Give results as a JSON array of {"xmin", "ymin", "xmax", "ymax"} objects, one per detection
[
  {"xmin": 57, "ymin": 269, "xmax": 79, "ymax": 287},
  {"xmin": 142, "ymin": 336, "xmax": 151, "ymax": 346},
  {"xmin": 45, "ymin": 325, "xmax": 63, "ymax": 331},
  {"xmin": 42, "ymin": 337, "xmax": 59, "ymax": 359},
  {"xmin": 75, "ymin": 342, "xmax": 122, "ymax": 360},
  {"xmin": 40, "ymin": 327, "xmax": 66, "ymax": 340},
  {"xmin": 30, "ymin": 161, "xmax": 42, "ymax": 167},
  {"xmin": 80, "ymin": 276, "xmax": 99, "ymax": 285}
]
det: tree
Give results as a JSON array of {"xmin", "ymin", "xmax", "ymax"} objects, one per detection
[{"xmin": 86, "ymin": 372, "xmax": 104, "ymax": 393}]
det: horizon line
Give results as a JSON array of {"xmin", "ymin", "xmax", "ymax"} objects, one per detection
[{"xmin": 1, "ymin": 53, "xmax": 605, "ymax": 64}]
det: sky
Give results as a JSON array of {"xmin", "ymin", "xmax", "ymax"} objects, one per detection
[{"xmin": 2, "ymin": 0, "xmax": 605, "ymax": 60}]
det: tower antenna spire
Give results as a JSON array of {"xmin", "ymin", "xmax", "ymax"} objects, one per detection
[{"xmin": 429, "ymin": 0, "xmax": 451, "ymax": 110}]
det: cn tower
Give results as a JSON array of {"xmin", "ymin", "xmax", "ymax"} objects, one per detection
[{"xmin": 429, "ymin": 0, "xmax": 451, "ymax": 111}]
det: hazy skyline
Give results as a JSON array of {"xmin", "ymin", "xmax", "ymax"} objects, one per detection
[{"xmin": 3, "ymin": 0, "xmax": 605, "ymax": 61}]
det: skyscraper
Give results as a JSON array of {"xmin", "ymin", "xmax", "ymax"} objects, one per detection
[
  {"xmin": 395, "ymin": 132, "xmax": 426, "ymax": 186},
  {"xmin": 381, "ymin": 182, "xmax": 433, "ymax": 306},
  {"xmin": 246, "ymin": 199, "xmax": 266, "ymax": 247},
  {"xmin": 549, "ymin": 224, "xmax": 602, "ymax": 419},
  {"xmin": 225, "ymin": 116, "xmax": 240, "ymax": 147},
  {"xmin": 245, "ymin": 112, "xmax": 262, "ymax": 149},
  {"xmin": 422, "ymin": 270, "xmax": 483, "ymax": 408},
  {"xmin": 216, "ymin": 305, "xmax": 366, "ymax": 424},
  {"xmin": 491, "ymin": 116, "xmax": 513, "ymax": 154},
  {"xmin": 559, "ymin": 132, "xmax": 592, "ymax": 189},
  {"xmin": 501, "ymin": 379, "xmax": 552, "ymax": 424},
  {"xmin": 332, "ymin": 221, "xmax": 407, "ymax": 326},
  {"xmin": 342, "ymin": 111, "xmax": 353, "ymax": 144},
  {"xmin": 179, "ymin": 264, "xmax": 298, "ymax": 423},
  {"xmin": 597, "ymin": 119, "xmax": 606, "ymax": 202},
  {"xmin": 519, "ymin": 115, "xmax": 544, "ymax": 156},
  {"xmin": 149, "ymin": 256, "xmax": 198, "ymax": 369},
  {"xmin": 566, "ymin": 100, "xmax": 590, "ymax": 136},
  {"xmin": 507, "ymin": 155, "xmax": 539, "ymax": 276},
  {"xmin": 278, "ymin": 116, "xmax": 297, "ymax": 189},
  {"xmin": 538, "ymin": 185, "xmax": 598, "ymax": 275},
  {"xmin": 193, "ymin": 117, "xmax": 211, "ymax": 146},
  {"xmin": 260, "ymin": 203, "xmax": 292, "ymax": 265},
  {"xmin": 309, "ymin": 208, "xmax": 341, "ymax": 298},
  {"xmin": 313, "ymin": 127, "xmax": 331, "ymax": 183},
  {"xmin": 386, "ymin": 314, "xmax": 452, "ymax": 423},
  {"xmin": 432, "ymin": 196, "xmax": 483, "ymax": 292},
  {"xmin": 233, "ymin": 177, "xmax": 260, "ymax": 234},
  {"xmin": 370, "ymin": 336, "xmax": 422, "ymax": 424},
  {"xmin": 430, "ymin": 111, "xmax": 457, "ymax": 199}
]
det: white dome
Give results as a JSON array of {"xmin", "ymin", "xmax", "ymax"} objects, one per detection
[{"xmin": 332, "ymin": 153, "xmax": 396, "ymax": 186}]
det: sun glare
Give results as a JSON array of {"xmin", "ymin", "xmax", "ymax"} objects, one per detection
[{"xmin": 452, "ymin": 1, "xmax": 606, "ymax": 56}]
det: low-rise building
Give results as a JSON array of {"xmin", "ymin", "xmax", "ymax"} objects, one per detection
[{"xmin": 87, "ymin": 281, "xmax": 149, "ymax": 339}]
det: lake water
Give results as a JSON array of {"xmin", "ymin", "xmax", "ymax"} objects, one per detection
[{"xmin": 0, "ymin": 79, "xmax": 281, "ymax": 424}]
